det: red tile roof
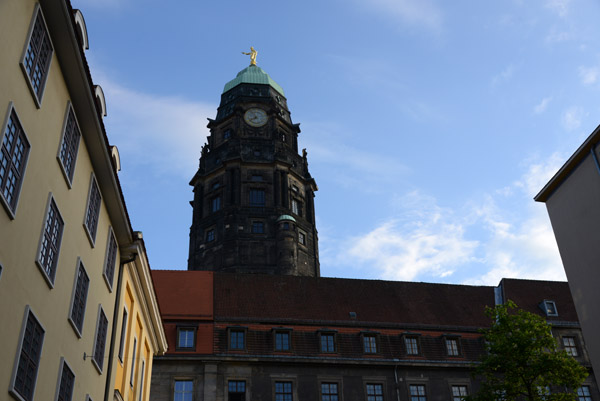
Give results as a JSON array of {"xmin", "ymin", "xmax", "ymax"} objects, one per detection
[{"xmin": 151, "ymin": 270, "xmax": 213, "ymax": 320}]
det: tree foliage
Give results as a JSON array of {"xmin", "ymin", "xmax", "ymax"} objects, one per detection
[{"xmin": 468, "ymin": 301, "xmax": 587, "ymax": 401}]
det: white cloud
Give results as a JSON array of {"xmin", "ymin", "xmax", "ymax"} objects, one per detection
[
  {"xmin": 98, "ymin": 80, "xmax": 215, "ymax": 179},
  {"xmin": 356, "ymin": 0, "xmax": 443, "ymax": 32},
  {"xmin": 533, "ymin": 97, "xmax": 552, "ymax": 114},
  {"xmin": 491, "ymin": 64, "xmax": 516, "ymax": 87},
  {"xmin": 545, "ymin": 0, "xmax": 572, "ymax": 17},
  {"xmin": 579, "ymin": 66, "xmax": 600, "ymax": 85},
  {"xmin": 561, "ymin": 106, "xmax": 585, "ymax": 131}
]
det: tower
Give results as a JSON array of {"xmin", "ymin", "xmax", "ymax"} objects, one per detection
[{"xmin": 187, "ymin": 61, "xmax": 319, "ymax": 276}]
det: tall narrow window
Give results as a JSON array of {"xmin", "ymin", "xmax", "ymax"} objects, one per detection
[
  {"xmin": 275, "ymin": 381, "xmax": 293, "ymax": 401},
  {"xmin": 320, "ymin": 332, "xmax": 335, "ymax": 353},
  {"xmin": 118, "ymin": 308, "xmax": 128, "ymax": 363},
  {"xmin": 291, "ymin": 199, "xmax": 302, "ymax": 216},
  {"xmin": 275, "ymin": 331, "xmax": 291, "ymax": 351},
  {"xmin": 56, "ymin": 358, "xmax": 75, "ymax": 401},
  {"xmin": 206, "ymin": 228, "xmax": 215, "ymax": 242},
  {"xmin": 57, "ymin": 105, "xmax": 81, "ymax": 184},
  {"xmin": 446, "ymin": 338, "xmax": 459, "ymax": 356},
  {"xmin": 177, "ymin": 327, "xmax": 196, "ymax": 349},
  {"xmin": 405, "ymin": 336, "xmax": 419, "ymax": 355},
  {"xmin": 0, "ymin": 106, "xmax": 30, "ymax": 216},
  {"xmin": 228, "ymin": 380, "xmax": 246, "ymax": 401},
  {"xmin": 211, "ymin": 196, "xmax": 221, "ymax": 212},
  {"xmin": 92, "ymin": 307, "xmax": 108, "ymax": 372},
  {"xmin": 563, "ymin": 337, "xmax": 578, "ymax": 356},
  {"xmin": 36, "ymin": 196, "xmax": 64, "ymax": 285},
  {"xmin": 69, "ymin": 260, "xmax": 89, "ymax": 336},
  {"xmin": 138, "ymin": 360, "xmax": 145, "ymax": 401},
  {"xmin": 10, "ymin": 307, "xmax": 45, "ymax": 401},
  {"xmin": 366, "ymin": 384, "xmax": 383, "ymax": 401},
  {"xmin": 21, "ymin": 6, "xmax": 53, "ymax": 104},
  {"xmin": 409, "ymin": 385, "xmax": 426, "ymax": 401},
  {"xmin": 130, "ymin": 337, "xmax": 137, "ymax": 387},
  {"xmin": 298, "ymin": 231, "xmax": 306, "ymax": 245},
  {"xmin": 84, "ymin": 175, "xmax": 101, "ymax": 244},
  {"xmin": 451, "ymin": 385, "xmax": 468, "ymax": 401},
  {"xmin": 321, "ymin": 383, "xmax": 338, "ymax": 401},
  {"xmin": 103, "ymin": 228, "xmax": 118, "ymax": 289},
  {"xmin": 363, "ymin": 334, "xmax": 377, "ymax": 353},
  {"xmin": 174, "ymin": 380, "xmax": 193, "ymax": 401},
  {"xmin": 249, "ymin": 189, "xmax": 265, "ymax": 206},
  {"xmin": 229, "ymin": 329, "xmax": 245, "ymax": 350}
]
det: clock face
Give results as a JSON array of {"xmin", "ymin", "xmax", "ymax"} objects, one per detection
[{"xmin": 244, "ymin": 108, "xmax": 268, "ymax": 127}]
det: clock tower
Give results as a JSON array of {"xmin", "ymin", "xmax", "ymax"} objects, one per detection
[{"xmin": 187, "ymin": 62, "xmax": 320, "ymax": 277}]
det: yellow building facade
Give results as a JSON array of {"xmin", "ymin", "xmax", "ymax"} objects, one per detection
[{"xmin": 0, "ymin": 1, "xmax": 167, "ymax": 401}]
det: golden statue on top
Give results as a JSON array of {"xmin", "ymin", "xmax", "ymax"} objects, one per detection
[{"xmin": 242, "ymin": 46, "xmax": 258, "ymax": 66}]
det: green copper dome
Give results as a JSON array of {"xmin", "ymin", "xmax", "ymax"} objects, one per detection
[{"xmin": 223, "ymin": 65, "xmax": 285, "ymax": 96}]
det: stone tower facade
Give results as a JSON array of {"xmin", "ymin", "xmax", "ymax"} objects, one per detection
[{"xmin": 187, "ymin": 64, "xmax": 319, "ymax": 276}]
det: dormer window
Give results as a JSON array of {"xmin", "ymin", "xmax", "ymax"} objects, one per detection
[
  {"xmin": 223, "ymin": 129, "xmax": 232, "ymax": 140},
  {"xmin": 541, "ymin": 300, "xmax": 558, "ymax": 317}
]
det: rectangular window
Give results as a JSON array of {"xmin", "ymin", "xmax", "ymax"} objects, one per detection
[
  {"xmin": 275, "ymin": 331, "xmax": 290, "ymax": 351},
  {"xmin": 230, "ymin": 329, "xmax": 245, "ymax": 350},
  {"xmin": 0, "ymin": 105, "xmax": 30, "ymax": 217},
  {"xmin": 223, "ymin": 129, "xmax": 232, "ymax": 140},
  {"xmin": 321, "ymin": 382, "xmax": 338, "ymax": 401},
  {"xmin": 103, "ymin": 228, "xmax": 118, "ymax": 290},
  {"xmin": 451, "ymin": 385, "xmax": 468, "ymax": 401},
  {"xmin": 298, "ymin": 231, "xmax": 306, "ymax": 245},
  {"xmin": 446, "ymin": 338, "xmax": 459, "ymax": 356},
  {"xmin": 174, "ymin": 380, "xmax": 193, "ymax": 401},
  {"xmin": 249, "ymin": 189, "xmax": 265, "ymax": 206},
  {"xmin": 320, "ymin": 333, "xmax": 335, "ymax": 353},
  {"xmin": 36, "ymin": 196, "xmax": 64, "ymax": 285},
  {"xmin": 206, "ymin": 229, "xmax": 215, "ymax": 242},
  {"xmin": 275, "ymin": 381, "xmax": 293, "ymax": 401},
  {"xmin": 138, "ymin": 360, "xmax": 145, "ymax": 401},
  {"xmin": 57, "ymin": 105, "xmax": 81, "ymax": 184},
  {"xmin": 84, "ymin": 175, "xmax": 101, "ymax": 244},
  {"xmin": 405, "ymin": 336, "xmax": 419, "ymax": 355},
  {"xmin": 69, "ymin": 260, "xmax": 89, "ymax": 336},
  {"xmin": 291, "ymin": 199, "xmax": 302, "ymax": 216},
  {"xmin": 577, "ymin": 386, "xmax": 592, "ymax": 401},
  {"xmin": 177, "ymin": 327, "xmax": 196, "ymax": 349},
  {"xmin": 92, "ymin": 307, "xmax": 108, "ymax": 372},
  {"xmin": 366, "ymin": 384, "xmax": 383, "ymax": 401},
  {"xmin": 252, "ymin": 221, "xmax": 264, "ymax": 234},
  {"xmin": 211, "ymin": 196, "xmax": 221, "ymax": 212},
  {"xmin": 130, "ymin": 337, "xmax": 137, "ymax": 387},
  {"xmin": 364, "ymin": 334, "xmax": 377, "ymax": 353},
  {"xmin": 118, "ymin": 308, "xmax": 128, "ymax": 363},
  {"xmin": 228, "ymin": 380, "xmax": 246, "ymax": 401},
  {"xmin": 10, "ymin": 307, "xmax": 45, "ymax": 401},
  {"xmin": 409, "ymin": 385, "xmax": 426, "ymax": 401},
  {"xmin": 56, "ymin": 358, "xmax": 75, "ymax": 401},
  {"xmin": 563, "ymin": 337, "xmax": 578, "ymax": 356},
  {"xmin": 251, "ymin": 174, "xmax": 262, "ymax": 181},
  {"xmin": 542, "ymin": 300, "xmax": 558, "ymax": 316},
  {"xmin": 21, "ymin": 6, "xmax": 53, "ymax": 104}
]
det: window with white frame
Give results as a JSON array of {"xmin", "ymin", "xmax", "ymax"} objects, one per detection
[
  {"xmin": 69, "ymin": 260, "xmax": 89, "ymax": 336},
  {"xmin": 174, "ymin": 380, "xmax": 193, "ymax": 401},
  {"xmin": 366, "ymin": 383, "xmax": 384, "ymax": 401},
  {"xmin": 103, "ymin": 228, "xmax": 117, "ymax": 290},
  {"xmin": 21, "ymin": 5, "xmax": 53, "ymax": 105},
  {"xmin": 10, "ymin": 307, "xmax": 45, "ymax": 401},
  {"xmin": 563, "ymin": 336, "xmax": 578, "ymax": 357},
  {"xmin": 405, "ymin": 336, "xmax": 419, "ymax": 355},
  {"xmin": 57, "ymin": 104, "xmax": 81, "ymax": 184},
  {"xmin": 92, "ymin": 306, "xmax": 108, "ymax": 372},
  {"xmin": 84, "ymin": 175, "xmax": 101, "ymax": 244},
  {"xmin": 1, "ymin": 105, "xmax": 30, "ymax": 217},
  {"xmin": 177, "ymin": 327, "xmax": 196, "ymax": 349},
  {"xmin": 446, "ymin": 337, "xmax": 460, "ymax": 356},
  {"xmin": 36, "ymin": 195, "xmax": 64, "ymax": 286},
  {"xmin": 363, "ymin": 334, "xmax": 377, "ymax": 353},
  {"xmin": 451, "ymin": 385, "xmax": 468, "ymax": 401},
  {"xmin": 320, "ymin": 332, "xmax": 336, "ymax": 353},
  {"xmin": 56, "ymin": 358, "xmax": 75, "ymax": 401}
]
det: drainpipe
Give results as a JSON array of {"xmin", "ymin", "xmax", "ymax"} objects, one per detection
[{"xmin": 104, "ymin": 234, "xmax": 141, "ymax": 401}]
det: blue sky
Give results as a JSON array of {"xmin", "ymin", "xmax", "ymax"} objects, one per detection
[{"xmin": 76, "ymin": 0, "xmax": 600, "ymax": 285}]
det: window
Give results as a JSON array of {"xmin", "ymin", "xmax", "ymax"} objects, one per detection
[
  {"xmin": 363, "ymin": 334, "xmax": 377, "ymax": 353},
  {"xmin": 542, "ymin": 300, "xmax": 558, "ymax": 316},
  {"xmin": 223, "ymin": 129, "xmax": 232, "ymax": 140},
  {"xmin": 451, "ymin": 385, "xmax": 468, "ymax": 401},
  {"xmin": 206, "ymin": 229, "xmax": 215, "ymax": 242},
  {"xmin": 84, "ymin": 175, "xmax": 101, "ymax": 244},
  {"xmin": 57, "ymin": 105, "xmax": 81, "ymax": 184},
  {"xmin": 56, "ymin": 358, "xmax": 75, "ymax": 401},
  {"xmin": 292, "ymin": 185, "xmax": 299, "ymax": 193},
  {"xmin": 228, "ymin": 380, "xmax": 246, "ymax": 401},
  {"xmin": 252, "ymin": 221, "xmax": 264, "ymax": 234},
  {"xmin": 0, "ymin": 105, "xmax": 30, "ymax": 216},
  {"xmin": 409, "ymin": 385, "xmax": 426, "ymax": 401},
  {"xmin": 563, "ymin": 336, "xmax": 578, "ymax": 356},
  {"xmin": 366, "ymin": 384, "xmax": 383, "ymax": 401},
  {"xmin": 320, "ymin": 332, "xmax": 336, "ymax": 353},
  {"xmin": 118, "ymin": 308, "xmax": 128, "ymax": 363},
  {"xmin": 275, "ymin": 331, "xmax": 290, "ymax": 351},
  {"xmin": 212, "ymin": 182, "xmax": 220, "ymax": 190},
  {"xmin": 36, "ymin": 196, "xmax": 64, "ymax": 285},
  {"xmin": 537, "ymin": 386, "xmax": 551, "ymax": 400},
  {"xmin": 174, "ymin": 380, "xmax": 193, "ymax": 401},
  {"xmin": 405, "ymin": 336, "xmax": 419, "ymax": 355},
  {"xmin": 69, "ymin": 260, "xmax": 89, "ymax": 336},
  {"xmin": 446, "ymin": 338, "xmax": 459, "ymax": 356},
  {"xmin": 130, "ymin": 337, "xmax": 137, "ymax": 387},
  {"xmin": 321, "ymin": 383, "xmax": 338, "ymax": 401},
  {"xmin": 298, "ymin": 231, "xmax": 306, "ymax": 245},
  {"xmin": 211, "ymin": 196, "xmax": 221, "ymax": 212},
  {"xmin": 230, "ymin": 329, "xmax": 245, "ymax": 350},
  {"xmin": 251, "ymin": 174, "xmax": 263, "ymax": 181},
  {"xmin": 249, "ymin": 189, "xmax": 265, "ymax": 206},
  {"xmin": 577, "ymin": 386, "xmax": 592, "ymax": 401},
  {"xmin": 138, "ymin": 360, "xmax": 145, "ymax": 401},
  {"xmin": 275, "ymin": 381, "xmax": 293, "ymax": 401},
  {"xmin": 177, "ymin": 327, "xmax": 196, "ymax": 349},
  {"xmin": 291, "ymin": 199, "xmax": 302, "ymax": 216},
  {"xmin": 103, "ymin": 228, "xmax": 118, "ymax": 290},
  {"xmin": 21, "ymin": 6, "xmax": 53, "ymax": 104},
  {"xmin": 92, "ymin": 306, "xmax": 108, "ymax": 372},
  {"xmin": 10, "ymin": 307, "xmax": 45, "ymax": 401}
]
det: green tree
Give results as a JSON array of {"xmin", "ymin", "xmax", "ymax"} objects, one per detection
[{"xmin": 468, "ymin": 301, "xmax": 587, "ymax": 401}]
